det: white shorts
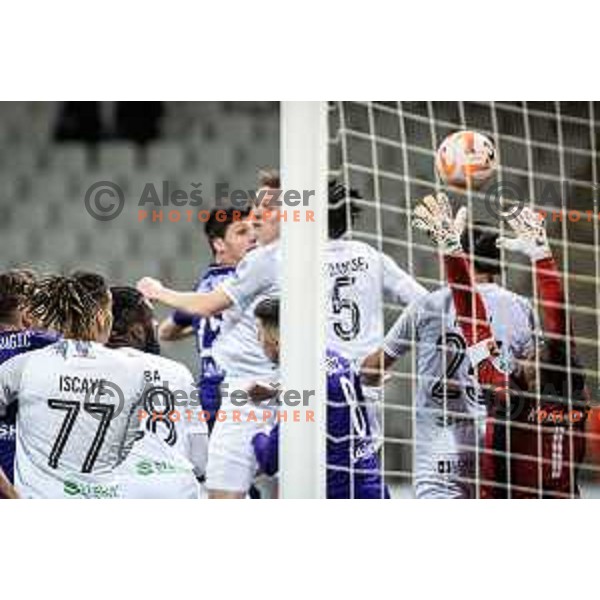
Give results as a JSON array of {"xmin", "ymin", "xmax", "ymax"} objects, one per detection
[
  {"xmin": 117, "ymin": 455, "xmax": 200, "ymax": 499},
  {"xmin": 120, "ymin": 472, "xmax": 200, "ymax": 499},
  {"xmin": 414, "ymin": 415, "xmax": 483, "ymax": 499},
  {"xmin": 206, "ymin": 379, "xmax": 276, "ymax": 493}
]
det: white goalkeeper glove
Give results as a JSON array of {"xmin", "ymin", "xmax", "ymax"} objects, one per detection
[
  {"xmin": 412, "ymin": 193, "xmax": 467, "ymax": 255},
  {"xmin": 496, "ymin": 206, "xmax": 551, "ymax": 261}
]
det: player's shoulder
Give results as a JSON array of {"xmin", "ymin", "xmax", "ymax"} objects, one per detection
[
  {"xmin": 200, "ymin": 264, "xmax": 236, "ymax": 281},
  {"xmin": 197, "ymin": 264, "xmax": 236, "ymax": 292},
  {"xmin": 16, "ymin": 340, "xmax": 126, "ymax": 372},
  {"xmin": 118, "ymin": 347, "xmax": 193, "ymax": 383},
  {"xmin": 327, "ymin": 238, "xmax": 378, "ymax": 258},
  {"xmin": 239, "ymin": 240, "xmax": 279, "ymax": 268},
  {"xmin": 88, "ymin": 342, "xmax": 146, "ymax": 366},
  {"xmin": 417, "ymin": 286, "xmax": 448, "ymax": 311},
  {"xmin": 0, "ymin": 328, "xmax": 59, "ymax": 356},
  {"xmin": 28, "ymin": 329, "xmax": 61, "ymax": 349},
  {"xmin": 403, "ymin": 287, "xmax": 451, "ymax": 326},
  {"xmin": 328, "ymin": 238, "xmax": 369, "ymax": 251}
]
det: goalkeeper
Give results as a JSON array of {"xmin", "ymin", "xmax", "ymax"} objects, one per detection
[{"xmin": 413, "ymin": 194, "xmax": 587, "ymax": 498}]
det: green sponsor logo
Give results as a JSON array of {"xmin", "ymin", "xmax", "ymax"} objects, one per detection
[
  {"xmin": 136, "ymin": 460, "xmax": 154, "ymax": 476},
  {"xmin": 64, "ymin": 480, "xmax": 81, "ymax": 496},
  {"xmin": 135, "ymin": 459, "xmax": 188, "ymax": 476},
  {"xmin": 63, "ymin": 478, "xmax": 119, "ymax": 498}
]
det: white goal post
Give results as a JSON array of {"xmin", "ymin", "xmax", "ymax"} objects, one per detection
[{"xmin": 279, "ymin": 101, "xmax": 328, "ymax": 499}]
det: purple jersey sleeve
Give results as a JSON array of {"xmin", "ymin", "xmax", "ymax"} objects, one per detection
[
  {"xmin": 172, "ymin": 309, "xmax": 194, "ymax": 328},
  {"xmin": 252, "ymin": 424, "xmax": 279, "ymax": 476},
  {"xmin": 0, "ymin": 329, "xmax": 60, "ymax": 484}
]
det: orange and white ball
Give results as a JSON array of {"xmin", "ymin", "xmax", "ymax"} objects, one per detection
[{"xmin": 435, "ymin": 130, "xmax": 497, "ymax": 189}]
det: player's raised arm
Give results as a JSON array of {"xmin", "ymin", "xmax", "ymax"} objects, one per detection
[
  {"xmin": 137, "ymin": 277, "xmax": 233, "ymax": 317},
  {"xmin": 138, "ymin": 240, "xmax": 276, "ymax": 318},
  {"xmin": 496, "ymin": 207, "xmax": 566, "ymax": 341},
  {"xmin": 412, "ymin": 194, "xmax": 504, "ymax": 383}
]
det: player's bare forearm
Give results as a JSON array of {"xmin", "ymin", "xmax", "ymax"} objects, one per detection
[
  {"xmin": 0, "ymin": 467, "xmax": 18, "ymax": 499},
  {"xmin": 137, "ymin": 277, "xmax": 232, "ymax": 317},
  {"xmin": 361, "ymin": 349, "xmax": 395, "ymax": 386},
  {"xmin": 159, "ymin": 288, "xmax": 222, "ymax": 316},
  {"xmin": 158, "ymin": 318, "xmax": 193, "ymax": 342}
]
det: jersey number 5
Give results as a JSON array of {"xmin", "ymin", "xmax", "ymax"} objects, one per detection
[{"xmin": 332, "ymin": 276, "xmax": 360, "ymax": 341}]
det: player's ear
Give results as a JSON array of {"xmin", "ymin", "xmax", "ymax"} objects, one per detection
[
  {"xmin": 129, "ymin": 322, "xmax": 147, "ymax": 348},
  {"xmin": 94, "ymin": 308, "xmax": 113, "ymax": 342},
  {"xmin": 212, "ymin": 237, "xmax": 226, "ymax": 256},
  {"xmin": 20, "ymin": 308, "xmax": 33, "ymax": 329}
]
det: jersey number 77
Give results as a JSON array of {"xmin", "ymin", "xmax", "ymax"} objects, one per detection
[{"xmin": 47, "ymin": 399, "xmax": 114, "ymax": 473}]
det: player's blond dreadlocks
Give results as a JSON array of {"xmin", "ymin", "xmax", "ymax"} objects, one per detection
[{"xmin": 29, "ymin": 272, "xmax": 111, "ymax": 340}]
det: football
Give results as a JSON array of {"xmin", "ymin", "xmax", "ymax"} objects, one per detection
[{"xmin": 435, "ymin": 130, "xmax": 497, "ymax": 189}]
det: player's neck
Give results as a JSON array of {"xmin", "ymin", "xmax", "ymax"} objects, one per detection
[
  {"xmin": 0, "ymin": 316, "xmax": 24, "ymax": 332},
  {"xmin": 474, "ymin": 272, "xmax": 495, "ymax": 284},
  {"xmin": 215, "ymin": 256, "xmax": 236, "ymax": 267}
]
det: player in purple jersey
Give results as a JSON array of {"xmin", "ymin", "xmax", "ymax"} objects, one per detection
[
  {"xmin": 250, "ymin": 297, "xmax": 390, "ymax": 499},
  {"xmin": 158, "ymin": 207, "xmax": 256, "ymax": 431},
  {"xmin": 0, "ymin": 270, "xmax": 59, "ymax": 497}
]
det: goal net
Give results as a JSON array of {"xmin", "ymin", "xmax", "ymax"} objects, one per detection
[{"xmin": 325, "ymin": 101, "xmax": 600, "ymax": 499}]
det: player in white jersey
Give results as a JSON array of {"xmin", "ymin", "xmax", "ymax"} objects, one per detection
[
  {"xmin": 0, "ymin": 273, "xmax": 147, "ymax": 499},
  {"xmin": 363, "ymin": 220, "xmax": 536, "ymax": 498},
  {"xmin": 326, "ymin": 181, "xmax": 427, "ymax": 442},
  {"xmin": 137, "ymin": 170, "xmax": 281, "ymax": 498},
  {"xmin": 107, "ymin": 287, "xmax": 209, "ymax": 499}
]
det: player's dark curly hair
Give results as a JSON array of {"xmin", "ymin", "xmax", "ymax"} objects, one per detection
[
  {"xmin": 29, "ymin": 271, "xmax": 111, "ymax": 340},
  {"xmin": 460, "ymin": 222, "xmax": 501, "ymax": 275},
  {"xmin": 109, "ymin": 287, "xmax": 151, "ymax": 337},
  {"xmin": 0, "ymin": 268, "xmax": 37, "ymax": 324},
  {"xmin": 205, "ymin": 207, "xmax": 251, "ymax": 256},
  {"xmin": 328, "ymin": 179, "xmax": 362, "ymax": 239},
  {"xmin": 108, "ymin": 286, "xmax": 160, "ymax": 354}
]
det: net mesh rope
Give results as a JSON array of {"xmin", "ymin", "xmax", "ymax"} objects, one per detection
[{"xmin": 328, "ymin": 101, "xmax": 600, "ymax": 498}]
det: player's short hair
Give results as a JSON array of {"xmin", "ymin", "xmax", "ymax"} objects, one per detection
[
  {"xmin": 254, "ymin": 297, "xmax": 280, "ymax": 330},
  {"xmin": 328, "ymin": 179, "xmax": 362, "ymax": 239},
  {"xmin": 0, "ymin": 268, "xmax": 37, "ymax": 323},
  {"xmin": 460, "ymin": 222, "xmax": 501, "ymax": 275},
  {"xmin": 30, "ymin": 271, "xmax": 110, "ymax": 340},
  {"xmin": 258, "ymin": 168, "xmax": 280, "ymax": 189},
  {"xmin": 204, "ymin": 207, "xmax": 251, "ymax": 256}
]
